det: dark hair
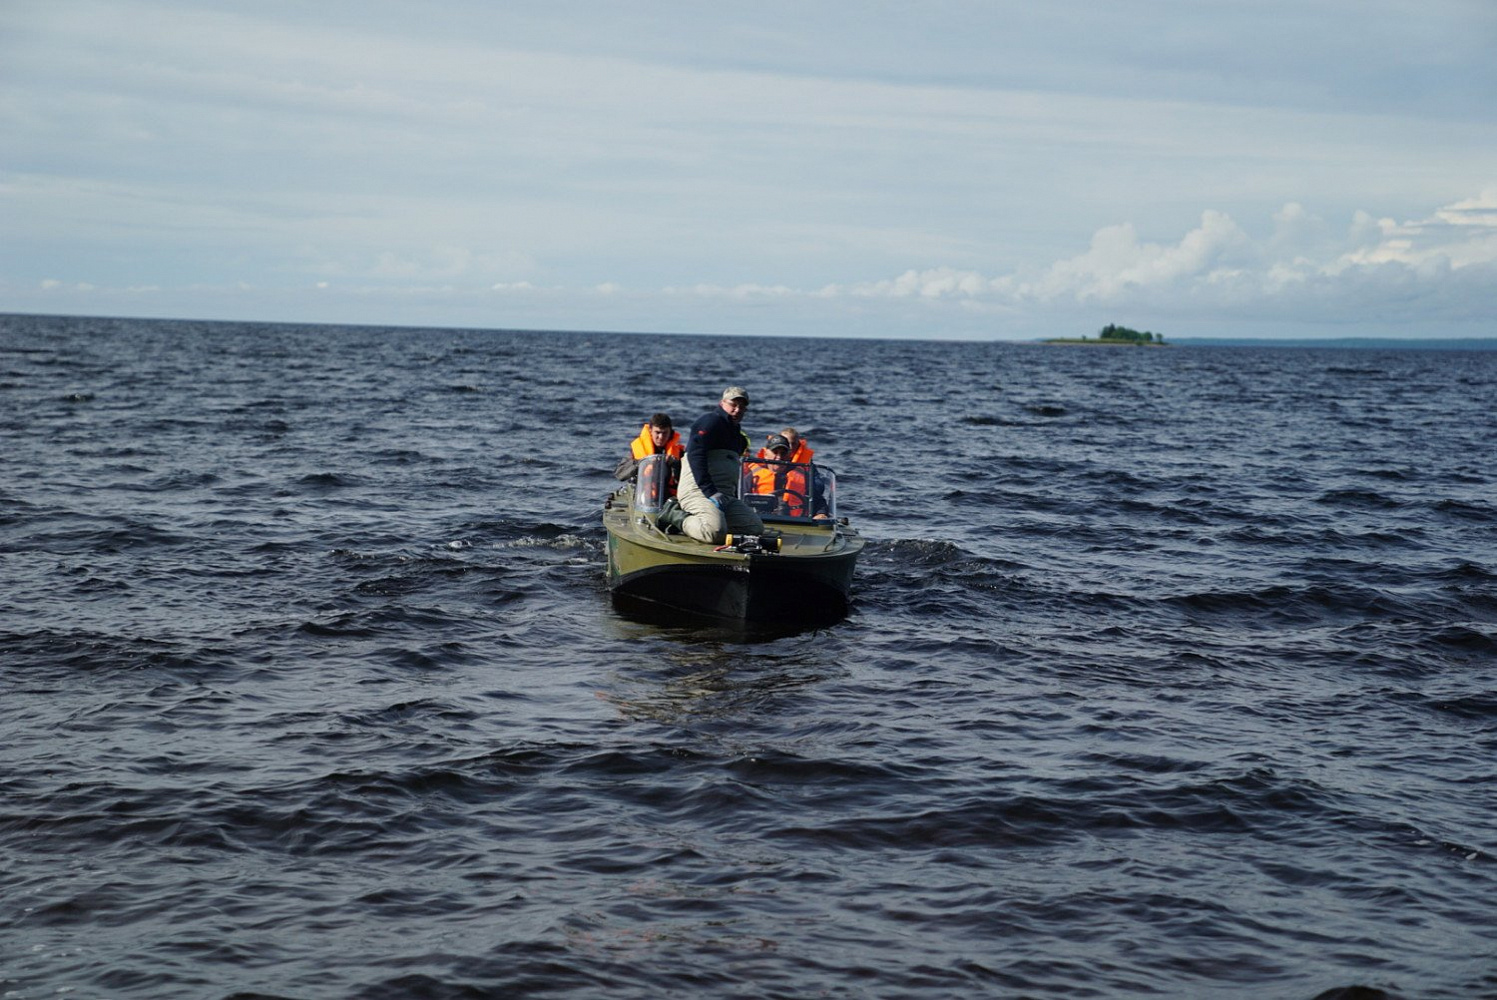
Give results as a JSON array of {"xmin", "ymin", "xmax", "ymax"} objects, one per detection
[{"xmin": 649, "ymin": 412, "xmax": 673, "ymax": 429}]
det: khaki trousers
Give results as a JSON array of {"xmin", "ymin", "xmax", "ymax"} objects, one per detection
[{"xmin": 677, "ymin": 449, "xmax": 764, "ymax": 544}]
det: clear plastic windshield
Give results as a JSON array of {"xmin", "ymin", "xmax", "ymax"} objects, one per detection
[
  {"xmin": 738, "ymin": 458, "xmax": 836, "ymax": 523},
  {"xmin": 633, "ymin": 453, "xmax": 671, "ymax": 514}
]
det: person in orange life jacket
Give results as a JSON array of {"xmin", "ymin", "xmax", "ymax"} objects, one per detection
[
  {"xmin": 615, "ymin": 412, "xmax": 683, "ymax": 493},
  {"xmin": 755, "ymin": 427, "xmax": 813, "ymax": 464},
  {"xmin": 750, "ymin": 434, "xmax": 810, "ymax": 516},
  {"xmin": 630, "ymin": 413, "xmax": 684, "ymax": 462},
  {"xmin": 782, "ymin": 428, "xmax": 831, "ymax": 517},
  {"xmin": 657, "ymin": 387, "xmax": 763, "ymax": 542},
  {"xmin": 752, "ymin": 434, "xmax": 830, "ymax": 519}
]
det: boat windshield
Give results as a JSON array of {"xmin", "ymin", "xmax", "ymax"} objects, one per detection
[
  {"xmin": 738, "ymin": 457, "xmax": 837, "ymax": 523},
  {"xmin": 633, "ymin": 453, "xmax": 672, "ymax": 514}
]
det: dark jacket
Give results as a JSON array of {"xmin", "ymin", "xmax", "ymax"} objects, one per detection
[{"xmin": 685, "ymin": 406, "xmax": 746, "ymax": 499}]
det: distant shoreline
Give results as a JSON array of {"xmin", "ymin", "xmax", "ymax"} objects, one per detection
[
  {"xmin": 1039, "ymin": 338, "xmax": 1169, "ymax": 347},
  {"xmin": 3, "ymin": 312, "xmax": 1494, "ymax": 350},
  {"xmin": 1162, "ymin": 337, "xmax": 1497, "ymax": 351},
  {"xmin": 1024, "ymin": 335, "xmax": 1497, "ymax": 351}
]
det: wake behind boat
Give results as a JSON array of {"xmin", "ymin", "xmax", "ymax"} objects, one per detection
[{"xmin": 603, "ymin": 453, "xmax": 863, "ymax": 624}]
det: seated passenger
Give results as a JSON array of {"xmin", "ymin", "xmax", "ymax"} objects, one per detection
[
  {"xmin": 757, "ymin": 426, "xmax": 814, "ymax": 464},
  {"xmin": 632, "ymin": 413, "xmax": 684, "ymax": 462},
  {"xmin": 749, "ymin": 434, "xmax": 826, "ymax": 518},
  {"xmin": 615, "ymin": 413, "xmax": 684, "ymax": 492}
]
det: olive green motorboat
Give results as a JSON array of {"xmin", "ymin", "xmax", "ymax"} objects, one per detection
[{"xmin": 603, "ymin": 453, "xmax": 864, "ymax": 623}]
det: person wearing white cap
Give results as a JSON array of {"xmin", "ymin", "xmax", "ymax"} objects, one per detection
[{"xmin": 657, "ymin": 386, "xmax": 764, "ymax": 542}]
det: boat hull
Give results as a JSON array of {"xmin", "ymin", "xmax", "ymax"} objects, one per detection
[{"xmin": 603, "ymin": 494, "xmax": 861, "ymax": 624}]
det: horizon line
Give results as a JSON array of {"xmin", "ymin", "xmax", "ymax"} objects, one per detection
[{"xmin": 4, "ymin": 309, "xmax": 1496, "ymax": 349}]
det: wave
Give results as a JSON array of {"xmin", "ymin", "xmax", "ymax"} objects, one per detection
[
  {"xmin": 764, "ymin": 766, "xmax": 1348, "ymax": 852},
  {"xmin": 1433, "ymin": 498, "xmax": 1495, "ymax": 522},
  {"xmin": 7, "ymin": 315, "xmax": 1496, "ymax": 1000},
  {"xmin": 1314, "ymin": 488, "xmax": 1405, "ymax": 510},
  {"xmin": 297, "ymin": 472, "xmax": 367, "ymax": 490},
  {"xmin": 1167, "ymin": 582, "xmax": 1421, "ymax": 625}
]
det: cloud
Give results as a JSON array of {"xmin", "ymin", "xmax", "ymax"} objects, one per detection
[
  {"xmin": 664, "ymin": 283, "xmax": 800, "ymax": 299},
  {"xmin": 1012, "ymin": 210, "xmax": 1252, "ymax": 301},
  {"xmin": 831, "ymin": 269, "xmax": 993, "ymax": 300},
  {"xmin": 17, "ymin": 189, "xmax": 1493, "ymax": 334},
  {"xmin": 1440, "ymin": 190, "xmax": 1497, "ymax": 227},
  {"xmin": 1332, "ymin": 189, "xmax": 1497, "ymax": 272},
  {"xmin": 671, "ymin": 191, "xmax": 1497, "ymax": 325}
]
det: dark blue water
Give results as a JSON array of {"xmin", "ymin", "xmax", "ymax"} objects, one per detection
[{"xmin": 3, "ymin": 313, "xmax": 1495, "ymax": 999}]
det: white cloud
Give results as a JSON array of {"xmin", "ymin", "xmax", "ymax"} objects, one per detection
[
  {"xmin": 665, "ymin": 283, "xmax": 799, "ymax": 299},
  {"xmin": 1009, "ymin": 210, "xmax": 1252, "ymax": 302},
  {"xmin": 1333, "ymin": 189, "xmax": 1497, "ymax": 272},
  {"xmin": 16, "ymin": 190, "xmax": 1494, "ymax": 334},
  {"xmin": 834, "ymin": 269, "xmax": 993, "ymax": 299},
  {"xmin": 643, "ymin": 192, "xmax": 1497, "ymax": 327},
  {"xmin": 1439, "ymin": 189, "xmax": 1497, "ymax": 227}
]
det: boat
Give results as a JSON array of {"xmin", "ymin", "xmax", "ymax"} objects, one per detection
[{"xmin": 603, "ymin": 452, "xmax": 864, "ymax": 624}]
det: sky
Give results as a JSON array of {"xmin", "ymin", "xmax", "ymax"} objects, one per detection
[{"xmin": 3, "ymin": 0, "xmax": 1495, "ymax": 340}]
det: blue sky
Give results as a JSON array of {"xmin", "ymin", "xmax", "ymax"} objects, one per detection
[{"xmin": 4, "ymin": 0, "xmax": 1495, "ymax": 339}]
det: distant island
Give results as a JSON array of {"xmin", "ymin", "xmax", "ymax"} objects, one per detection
[{"xmin": 1044, "ymin": 323, "xmax": 1166, "ymax": 346}]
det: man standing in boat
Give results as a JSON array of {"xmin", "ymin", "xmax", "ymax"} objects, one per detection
[{"xmin": 657, "ymin": 387, "xmax": 763, "ymax": 543}]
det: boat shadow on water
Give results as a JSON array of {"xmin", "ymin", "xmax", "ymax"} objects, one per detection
[{"xmin": 608, "ymin": 591, "xmax": 854, "ymax": 642}]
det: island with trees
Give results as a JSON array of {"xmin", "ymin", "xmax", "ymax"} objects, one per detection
[{"xmin": 1043, "ymin": 323, "xmax": 1168, "ymax": 346}]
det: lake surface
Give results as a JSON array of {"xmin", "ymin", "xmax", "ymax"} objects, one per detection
[{"xmin": 2, "ymin": 313, "xmax": 1494, "ymax": 998}]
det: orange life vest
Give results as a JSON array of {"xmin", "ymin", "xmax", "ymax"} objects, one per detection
[
  {"xmin": 749, "ymin": 462, "xmax": 809, "ymax": 516},
  {"xmin": 756, "ymin": 441, "xmax": 814, "ymax": 464},
  {"xmin": 631, "ymin": 424, "xmax": 684, "ymax": 460}
]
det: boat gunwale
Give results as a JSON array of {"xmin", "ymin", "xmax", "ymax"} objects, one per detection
[{"xmin": 604, "ymin": 508, "xmax": 858, "ymax": 562}]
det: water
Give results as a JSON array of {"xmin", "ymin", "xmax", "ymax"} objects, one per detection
[{"xmin": 2, "ymin": 313, "xmax": 1494, "ymax": 999}]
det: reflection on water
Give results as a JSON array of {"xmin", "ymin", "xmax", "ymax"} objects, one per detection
[
  {"xmin": 600, "ymin": 615, "xmax": 836, "ymax": 725},
  {"xmin": 602, "ymin": 659, "xmax": 835, "ymax": 726}
]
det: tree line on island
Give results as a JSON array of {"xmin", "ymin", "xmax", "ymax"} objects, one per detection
[
  {"xmin": 1096, "ymin": 323, "xmax": 1163, "ymax": 343},
  {"xmin": 1042, "ymin": 323, "xmax": 1167, "ymax": 345}
]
